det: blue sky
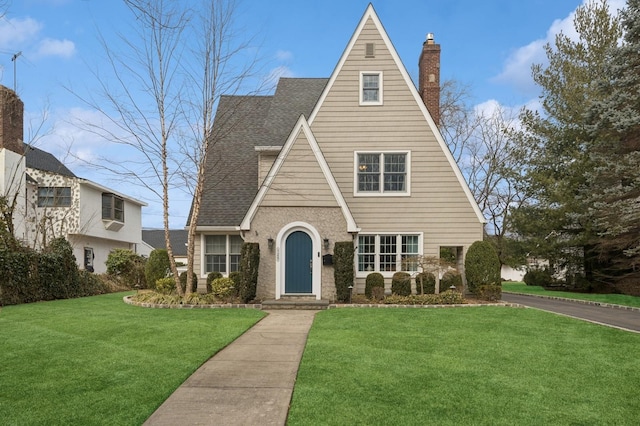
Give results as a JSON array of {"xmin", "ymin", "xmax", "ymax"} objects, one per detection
[{"xmin": 0, "ymin": 0, "xmax": 626, "ymax": 228}]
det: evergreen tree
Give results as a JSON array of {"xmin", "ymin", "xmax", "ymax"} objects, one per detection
[
  {"xmin": 582, "ymin": 0, "xmax": 640, "ymax": 291},
  {"xmin": 512, "ymin": 0, "xmax": 622, "ymax": 281}
]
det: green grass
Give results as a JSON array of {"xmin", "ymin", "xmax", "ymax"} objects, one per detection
[
  {"xmin": 0, "ymin": 292, "xmax": 265, "ymax": 425},
  {"xmin": 288, "ymin": 308, "xmax": 640, "ymax": 425},
  {"xmin": 503, "ymin": 282, "xmax": 640, "ymax": 308}
]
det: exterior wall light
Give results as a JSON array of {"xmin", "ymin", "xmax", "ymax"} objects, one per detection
[
  {"xmin": 323, "ymin": 238, "xmax": 330, "ymax": 250},
  {"xmin": 268, "ymin": 238, "xmax": 274, "ymax": 251}
]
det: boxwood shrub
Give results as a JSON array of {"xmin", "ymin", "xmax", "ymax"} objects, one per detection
[
  {"xmin": 465, "ymin": 240, "xmax": 500, "ymax": 295},
  {"xmin": 365, "ymin": 272, "xmax": 385, "ymax": 299},
  {"xmin": 391, "ymin": 271, "xmax": 411, "ymax": 296}
]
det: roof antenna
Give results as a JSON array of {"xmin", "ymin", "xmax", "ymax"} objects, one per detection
[{"xmin": 11, "ymin": 51, "xmax": 22, "ymax": 92}]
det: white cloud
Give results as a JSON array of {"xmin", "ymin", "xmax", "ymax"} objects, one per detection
[
  {"xmin": 0, "ymin": 17, "xmax": 42, "ymax": 48},
  {"xmin": 493, "ymin": 0, "xmax": 625, "ymax": 96},
  {"xmin": 275, "ymin": 50, "xmax": 293, "ymax": 62},
  {"xmin": 35, "ymin": 38, "xmax": 76, "ymax": 59}
]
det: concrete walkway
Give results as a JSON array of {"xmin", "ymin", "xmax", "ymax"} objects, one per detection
[{"xmin": 144, "ymin": 310, "xmax": 318, "ymax": 426}]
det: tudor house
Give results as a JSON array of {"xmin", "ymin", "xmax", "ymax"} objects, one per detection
[
  {"xmin": 189, "ymin": 5, "xmax": 485, "ymax": 300},
  {"xmin": 0, "ymin": 85, "xmax": 146, "ymax": 274}
]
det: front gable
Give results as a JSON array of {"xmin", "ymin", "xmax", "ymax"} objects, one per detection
[
  {"xmin": 241, "ymin": 115, "xmax": 358, "ymax": 232},
  {"xmin": 307, "ymin": 5, "xmax": 485, "ymax": 228}
]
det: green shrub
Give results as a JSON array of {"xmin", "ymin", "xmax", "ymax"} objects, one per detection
[
  {"xmin": 155, "ymin": 277, "xmax": 175, "ymax": 294},
  {"xmin": 106, "ymin": 249, "xmax": 146, "ymax": 288},
  {"xmin": 476, "ymin": 283, "xmax": 502, "ymax": 301},
  {"xmin": 77, "ymin": 270, "xmax": 109, "ymax": 296},
  {"xmin": 371, "ymin": 286, "xmax": 385, "ymax": 301},
  {"xmin": 391, "ymin": 271, "xmax": 411, "ymax": 296},
  {"xmin": 206, "ymin": 271, "xmax": 223, "ymax": 293},
  {"xmin": 365, "ymin": 272, "xmax": 385, "ymax": 299},
  {"xmin": 179, "ymin": 271, "xmax": 198, "ymax": 293},
  {"xmin": 382, "ymin": 291, "xmax": 465, "ymax": 305},
  {"xmin": 238, "ymin": 243, "xmax": 260, "ymax": 303},
  {"xmin": 229, "ymin": 271, "xmax": 242, "ymax": 297},
  {"xmin": 523, "ymin": 268, "xmax": 553, "ymax": 287},
  {"xmin": 334, "ymin": 241, "xmax": 354, "ymax": 302},
  {"xmin": 465, "ymin": 240, "xmax": 501, "ymax": 295},
  {"xmin": 415, "ymin": 272, "xmax": 436, "ymax": 294},
  {"xmin": 211, "ymin": 277, "xmax": 235, "ymax": 299},
  {"xmin": 441, "ymin": 270, "xmax": 462, "ymax": 292},
  {"xmin": 145, "ymin": 249, "xmax": 170, "ymax": 289}
]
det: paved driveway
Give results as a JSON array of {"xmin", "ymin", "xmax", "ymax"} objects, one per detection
[{"xmin": 502, "ymin": 293, "xmax": 640, "ymax": 333}]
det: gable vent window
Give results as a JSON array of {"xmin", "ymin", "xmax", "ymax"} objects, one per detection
[
  {"xmin": 360, "ymin": 71, "xmax": 383, "ymax": 105},
  {"xmin": 102, "ymin": 193, "xmax": 124, "ymax": 222},
  {"xmin": 365, "ymin": 43, "xmax": 375, "ymax": 58}
]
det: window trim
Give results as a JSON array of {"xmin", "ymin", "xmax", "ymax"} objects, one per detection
[
  {"xmin": 37, "ymin": 186, "xmax": 72, "ymax": 207},
  {"xmin": 359, "ymin": 71, "xmax": 383, "ymax": 105},
  {"xmin": 201, "ymin": 234, "xmax": 243, "ymax": 278},
  {"xmin": 101, "ymin": 193, "xmax": 124, "ymax": 222},
  {"xmin": 356, "ymin": 232, "xmax": 423, "ymax": 278},
  {"xmin": 354, "ymin": 151, "xmax": 411, "ymax": 197}
]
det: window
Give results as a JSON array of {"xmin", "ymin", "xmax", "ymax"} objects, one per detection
[
  {"xmin": 360, "ymin": 72, "xmax": 383, "ymax": 105},
  {"xmin": 102, "ymin": 193, "xmax": 124, "ymax": 222},
  {"xmin": 204, "ymin": 235, "xmax": 243, "ymax": 275},
  {"xmin": 37, "ymin": 187, "xmax": 71, "ymax": 207},
  {"xmin": 356, "ymin": 152, "xmax": 409, "ymax": 195},
  {"xmin": 357, "ymin": 234, "xmax": 421, "ymax": 274}
]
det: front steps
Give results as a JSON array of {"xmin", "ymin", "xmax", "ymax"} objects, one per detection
[{"xmin": 262, "ymin": 295, "xmax": 330, "ymax": 310}]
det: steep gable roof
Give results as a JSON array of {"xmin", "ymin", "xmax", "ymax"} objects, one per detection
[
  {"xmin": 307, "ymin": 4, "xmax": 485, "ymax": 224},
  {"xmin": 240, "ymin": 115, "xmax": 358, "ymax": 232},
  {"xmin": 194, "ymin": 78, "xmax": 327, "ymax": 228},
  {"xmin": 24, "ymin": 144, "xmax": 76, "ymax": 177}
]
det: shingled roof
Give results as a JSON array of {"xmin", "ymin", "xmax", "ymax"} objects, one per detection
[
  {"xmin": 142, "ymin": 229, "xmax": 188, "ymax": 256},
  {"xmin": 24, "ymin": 144, "xmax": 76, "ymax": 177},
  {"xmin": 194, "ymin": 78, "xmax": 328, "ymax": 227}
]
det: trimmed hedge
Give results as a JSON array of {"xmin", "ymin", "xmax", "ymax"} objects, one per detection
[
  {"xmin": 365, "ymin": 272, "xmax": 385, "ymax": 299},
  {"xmin": 179, "ymin": 271, "xmax": 198, "ymax": 293},
  {"xmin": 476, "ymin": 283, "xmax": 502, "ymax": 301},
  {"xmin": 206, "ymin": 271, "xmax": 223, "ymax": 293},
  {"xmin": 391, "ymin": 271, "xmax": 411, "ymax": 296},
  {"xmin": 238, "ymin": 242, "xmax": 259, "ymax": 303},
  {"xmin": 441, "ymin": 270, "xmax": 463, "ymax": 292},
  {"xmin": 0, "ymin": 238, "xmax": 108, "ymax": 306},
  {"xmin": 334, "ymin": 241, "xmax": 354, "ymax": 302},
  {"xmin": 465, "ymin": 240, "xmax": 501, "ymax": 294},
  {"xmin": 523, "ymin": 268, "xmax": 553, "ymax": 287},
  {"xmin": 383, "ymin": 290, "xmax": 465, "ymax": 305}
]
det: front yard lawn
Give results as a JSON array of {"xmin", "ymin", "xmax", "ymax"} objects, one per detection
[
  {"xmin": 502, "ymin": 282, "xmax": 640, "ymax": 308},
  {"xmin": 0, "ymin": 292, "xmax": 265, "ymax": 425},
  {"xmin": 288, "ymin": 308, "xmax": 640, "ymax": 425}
]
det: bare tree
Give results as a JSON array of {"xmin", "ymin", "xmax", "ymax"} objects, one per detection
[{"xmin": 68, "ymin": 0, "xmax": 263, "ymax": 296}]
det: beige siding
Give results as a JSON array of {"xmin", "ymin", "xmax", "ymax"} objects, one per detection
[
  {"xmin": 310, "ymin": 17, "xmax": 483, "ymax": 250},
  {"xmin": 262, "ymin": 129, "xmax": 339, "ymax": 208},
  {"xmin": 258, "ymin": 152, "xmax": 278, "ymax": 187}
]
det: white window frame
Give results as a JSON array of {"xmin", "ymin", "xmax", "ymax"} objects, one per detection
[
  {"xmin": 201, "ymin": 234, "xmax": 243, "ymax": 277},
  {"xmin": 356, "ymin": 233, "xmax": 423, "ymax": 278},
  {"xmin": 359, "ymin": 71, "xmax": 383, "ymax": 105},
  {"xmin": 37, "ymin": 186, "xmax": 72, "ymax": 207},
  {"xmin": 354, "ymin": 151, "xmax": 411, "ymax": 197}
]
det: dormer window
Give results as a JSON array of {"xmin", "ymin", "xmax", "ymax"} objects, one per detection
[{"xmin": 360, "ymin": 72, "xmax": 383, "ymax": 105}]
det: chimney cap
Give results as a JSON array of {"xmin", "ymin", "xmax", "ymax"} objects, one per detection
[{"xmin": 426, "ymin": 33, "xmax": 434, "ymax": 43}]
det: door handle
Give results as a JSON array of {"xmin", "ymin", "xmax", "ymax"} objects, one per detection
[{"xmin": 309, "ymin": 259, "xmax": 313, "ymax": 275}]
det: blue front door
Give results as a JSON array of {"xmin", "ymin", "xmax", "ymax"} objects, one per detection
[{"xmin": 285, "ymin": 231, "xmax": 313, "ymax": 293}]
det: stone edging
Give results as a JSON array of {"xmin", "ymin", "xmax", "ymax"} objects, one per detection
[
  {"xmin": 328, "ymin": 302, "xmax": 518, "ymax": 309},
  {"xmin": 503, "ymin": 291, "xmax": 640, "ymax": 312}
]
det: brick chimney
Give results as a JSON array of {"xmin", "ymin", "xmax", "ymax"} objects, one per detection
[
  {"xmin": 0, "ymin": 85, "xmax": 24, "ymax": 155},
  {"xmin": 418, "ymin": 33, "xmax": 440, "ymax": 126}
]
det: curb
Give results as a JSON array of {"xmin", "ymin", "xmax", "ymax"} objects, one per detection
[{"xmin": 503, "ymin": 291, "xmax": 640, "ymax": 312}]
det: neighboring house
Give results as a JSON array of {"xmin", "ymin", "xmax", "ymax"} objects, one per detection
[
  {"xmin": 189, "ymin": 5, "xmax": 485, "ymax": 300},
  {"xmin": 0, "ymin": 85, "xmax": 147, "ymax": 274},
  {"xmin": 141, "ymin": 229, "xmax": 188, "ymax": 272}
]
